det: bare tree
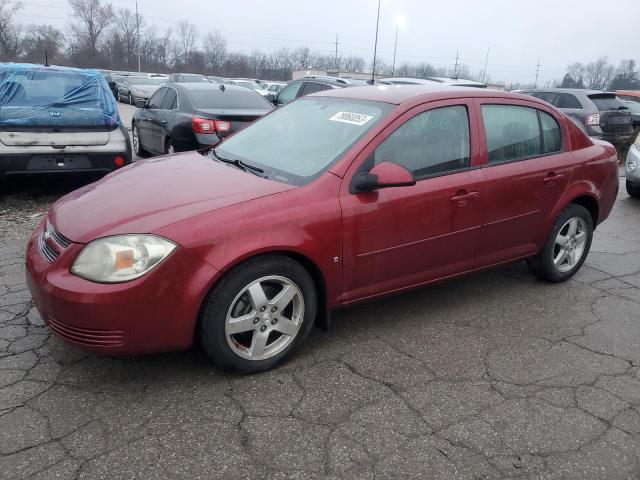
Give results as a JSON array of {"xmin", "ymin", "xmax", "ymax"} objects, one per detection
[
  {"xmin": 203, "ymin": 30, "xmax": 226, "ymax": 72},
  {"xmin": 21, "ymin": 24, "xmax": 64, "ymax": 63},
  {"xmin": 176, "ymin": 20, "xmax": 197, "ymax": 66},
  {"xmin": 68, "ymin": 0, "xmax": 114, "ymax": 60},
  {"xmin": 585, "ymin": 57, "xmax": 614, "ymax": 90},
  {"xmin": 0, "ymin": 0, "xmax": 22, "ymax": 59},
  {"xmin": 109, "ymin": 7, "xmax": 139, "ymax": 69}
]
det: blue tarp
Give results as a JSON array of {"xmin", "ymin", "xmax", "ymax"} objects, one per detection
[{"xmin": 0, "ymin": 63, "xmax": 120, "ymax": 128}]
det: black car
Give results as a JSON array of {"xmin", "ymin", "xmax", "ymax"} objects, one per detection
[
  {"xmin": 131, "ymin": 83, "xmax": 274, "ymax": 156},
  {"xmin": 267, "ymin": 76, "xmax": 363, "ymax": 107}
]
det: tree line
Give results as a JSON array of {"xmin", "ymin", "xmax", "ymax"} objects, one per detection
[
  {"xmin": 1, "ymin": 0, "xmax": 639, "ymax": 89},
  {"xmin": 0, "ymin": 0, "xmax": 483, "ymax": 81}
]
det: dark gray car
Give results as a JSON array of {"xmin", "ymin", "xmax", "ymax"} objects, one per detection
[{"xmin": 520, "ymin": 88, "xmax": 633, "ymax": 142}]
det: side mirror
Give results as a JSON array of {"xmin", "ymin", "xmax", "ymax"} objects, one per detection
[
  {"xmin": 135, "ymin": 99, "xmax": 147, "ymax": 108},
  {"xmin": 353, "ymin": 161, "xmax": 416, "ymax": 193}
]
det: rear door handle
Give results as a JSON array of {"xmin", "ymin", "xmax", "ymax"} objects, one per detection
[
  {"xmin": 543, "ymin": 173, "xmax": 565, "ymax": 184},
  {"xmin": 450, "ymin": 191, "xmax": 480, "ymax": 204},
  {"xmin": 162, "ymin": 119, "xmax": 168, "ymax": 125}
]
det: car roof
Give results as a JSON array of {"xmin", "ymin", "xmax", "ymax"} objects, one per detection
[
  {"xmin": 0, "ymin": 62, "xmax": 103, "ymax": 78},
  {"xmin": 314, "ymin": 84, "xmax": 541, "ymax": 106},
  {"xmin": 522, "ymin": 88, "xmax": 606, "ymax": 96}
]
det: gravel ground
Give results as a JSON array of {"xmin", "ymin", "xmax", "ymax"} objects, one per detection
[{"xmin": 1, "ymin": 121, "xmax": 640, "ymax": 478}]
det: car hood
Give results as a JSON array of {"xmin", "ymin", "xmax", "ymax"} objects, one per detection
[{"xmin": 49, "ymin": 152, "xmax": 297, "ymax": 244}]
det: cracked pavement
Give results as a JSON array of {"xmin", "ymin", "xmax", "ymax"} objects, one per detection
[{"xmin": 1, "ymin": 174, "xmax": 640, "ymax": 479}]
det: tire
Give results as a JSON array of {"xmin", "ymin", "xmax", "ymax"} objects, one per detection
[
  {"xmin": 165, "ymin": 139, "xmax": 175, "ymax": 155},
  {"xmin": 128, "ymin": 93, "xmax": 133, "ymax": 105},
  {"xmin": 199, "ymin": 255, "xmax": 317, "ymax": 373},
  {"xmin": 132, "ymin": 123, "xmax": 146, "ymax": 156},
  {"xmin": 527, "ymin": 204, "xmax": 593, "ymax": 283},
  {"xmin": 627, "ymin": 180, "xmax": 640, "ymax": 199}
]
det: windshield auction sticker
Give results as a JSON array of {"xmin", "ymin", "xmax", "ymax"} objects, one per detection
[{"xmin": 329, "ymin": 112, "xmax": 374, "ymax": 126}]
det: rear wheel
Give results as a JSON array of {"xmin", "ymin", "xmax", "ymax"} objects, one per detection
[
  {"xmin": 627, "ymin": 180, "xmax": 640, "ymax": 198},
  {"xmin": 132, "ymin": 123, "xmax": 146, "ymax": 156},
  {"xmin": 199, "ymin": 255, "xmax": 317, "ymax": 373},
  {"xmin": 165, "ymin": 139, "xmax": 175, "ymax": 155},
  {"xmin": 527, "ymin": 204, "xmax": 593, "ymax": 283},
  {"xmin": 128, "ymin": 93, "xmax": 133, "ymax": 105}
]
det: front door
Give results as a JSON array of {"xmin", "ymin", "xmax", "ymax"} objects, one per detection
[
  {"xmin": 137, "ymin": 88, "xmax": 167, "ymax": 154},
  {"xmin": 340, "ymin": 100, "xmax": 485, "ymax": 303}
]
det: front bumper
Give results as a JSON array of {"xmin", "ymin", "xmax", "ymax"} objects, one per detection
[
  {"xmin": 626, "ymin": 144, "xmax": 640, "ymax": 184},
  {"xmin": 25, "ymin": 218, "xmax": 219, "ymax": 355}
]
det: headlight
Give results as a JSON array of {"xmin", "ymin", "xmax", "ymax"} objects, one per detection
[
  {"xmin": 71, "ymin": 235, "xmax": 176, "ymax": 283},
  {"xmin": 628, "ymin": 160, "xmax": 638, "ymax": 173}
]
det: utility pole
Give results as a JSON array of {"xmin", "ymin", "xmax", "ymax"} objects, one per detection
[
  {"xmin": 453, "ymin": 51, "xmax": 460, "ymax": 79},
  {"xmin": 534, "ymin": 58, "xmax": 541, "ymax": 88},
  {"xmin": 136, "ymin": 1, "xmax": 141, "ymax": 72},
  {"xmin": 392, "ymin": 23, "xmax": 399, "ymax": 76},
  {"xmin": 371, "ymin": 0, "xmax": 381, "ymax": 82},
  {"xmin": 481, "ymin": 47, "xmax": 490, "ymax": 84},
  {"xmin": 333, "ymin": 34, "xmax": 339, "ymax": 71}
]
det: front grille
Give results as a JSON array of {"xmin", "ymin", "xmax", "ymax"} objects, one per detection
[
  {"xmin": 47, "ymin": 316, "xmax": 125, "ymax": 348},
  {"xmin": 38, "ymin": 234, "xmax": 58, "ymax": 262},
  {"xmin": 38, "ymin": 219, "xmax": 72, "ymax": 263}
]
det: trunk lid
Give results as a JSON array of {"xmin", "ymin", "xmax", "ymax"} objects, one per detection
[{"xmin": 588, "ymin": 93, "xmax": 633, "ymax": 135}]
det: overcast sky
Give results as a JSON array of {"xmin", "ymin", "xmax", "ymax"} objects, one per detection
[{"xmin": 15, "ymin": 0, "xmax": 638, "ymax": 85}]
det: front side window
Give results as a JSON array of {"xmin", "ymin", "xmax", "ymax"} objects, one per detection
[
  {"xmin": 160, "ymin": 88, "xmax": 177, "ymax": 110},
  {"xmin": 374, "ymin": 106, "xmax": 471, "ymax": 178},
  {"xmin": 147, "ymin": 88, "xmax": 166, "ymax": 109},
  {"xmin": 482, "ymin": 105, "xmax": 542, "ymax": 163},
  {"xmin": 557, "ymin": 93, "xmax": 581, "ymax": 109},
  {"xmin": 276, "ymin": 82, "xmax": 302, "ymax": 105},
  {"xmin": 214, "ymin": 97, "xmax": 392, "ymax": 185}
]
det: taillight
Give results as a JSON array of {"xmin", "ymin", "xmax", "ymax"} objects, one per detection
[
  {"xmin": 585, "ymin": 113, "xmax": 600, "ymax": 126},
  {"xmin": 192, "ymin": 117, "xmax": 232, "ymax": 135},
  {"xmin": 114, "ymin": 155, "xmax": 125, "ymax": 167}
]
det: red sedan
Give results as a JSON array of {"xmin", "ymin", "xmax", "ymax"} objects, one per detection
[{"xmin": 26, "ymin": 85, "xmax": 619, "ymax": 372}]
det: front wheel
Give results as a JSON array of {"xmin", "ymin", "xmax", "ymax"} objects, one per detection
[
  {"xmin": 132, "ymin": 123, "xmax": 146, "ymax": 156},
  {"xmin": 128, "ymin": 93, "xmax": 133, "ymax": 105},
  {"xmin": 199, "ymin": 255, "xmax": 317, "ymax": 373},
  {"xmin": 527, "ymin": 204, "xmax": 593, "ymax": 283},
  {"xmin": 627, "ymin": 180, "xmax": 640, "ymax": 199}
]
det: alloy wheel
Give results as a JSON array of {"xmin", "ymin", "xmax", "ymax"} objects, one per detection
[
  {"xmin": 132, "ymin": 126, "xmax": 140, "ymax": 153},
  {"xmin": 553, "ymin": 217, "xmax": 587, "ymax": 273},
  {"xmin": 225, "ymin": 275, "xmax": 304, "ymax": 361}
]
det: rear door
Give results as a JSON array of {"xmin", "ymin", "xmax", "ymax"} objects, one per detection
[{"xmin": 474, "ymin": 99, "xmax": 573, "ymax": 266}]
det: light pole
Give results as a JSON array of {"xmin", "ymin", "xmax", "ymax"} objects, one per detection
[
  {"xmin": 392, "ymin": 14, "xmax": 405, "ymax": 76},
  {"xmin": 371, "ymin": 0, "xmax": 381, "ymax": 82}
]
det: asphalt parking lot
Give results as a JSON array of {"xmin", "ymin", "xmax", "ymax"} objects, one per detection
[{"xmin": 1, "ymin": 113, "xmax": 640, "ymax": 477}]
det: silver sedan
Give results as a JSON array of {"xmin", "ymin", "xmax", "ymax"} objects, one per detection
[{"xmin": 626, "ymin": 133, "xmax": 640, "ymax": 198}]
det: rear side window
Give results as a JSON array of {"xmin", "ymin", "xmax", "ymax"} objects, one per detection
[
  {"xmin": 189, "ymin": 89, "xmax": 273, "ymax": 110},
  {"xmin": 588, "ymin": 94, "xmax": 626, "ymax": 111},
  {"xmin": 530, "ymin": 92, "xmax": 557, "ymax": 105},
  {"xmin": 375, "ymin": 105, "xmax": 470, "ymax": 178},
  {"xmin": 540, "ymin": 111, "xmax": 561, "ymax": 153},
  {"xmin": 482, "ymin": 105, "xmax": 542, "ymax": 163},
  {"xmin": 557, "ymin": 93, "xmax": 582, "ymax": 109}
]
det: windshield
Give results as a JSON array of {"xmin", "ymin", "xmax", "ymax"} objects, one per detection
[
  {"xmin": 214, "ymin": 96, "xmax": 393, "ymax": 185},
  {"xmin": 0, "ymin": 66, "xmax": 119, "ymax": 129},
  {"xmin": 236, "ymin": 80, "xmax": 262, "ymax": 90},
  {"xmin": 130, "ymin": 77, "xmax": 164, "ymax": 85},
  {"xmin": 182, "ymin": 75, "xmax": 208, "ymax": 83}
]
